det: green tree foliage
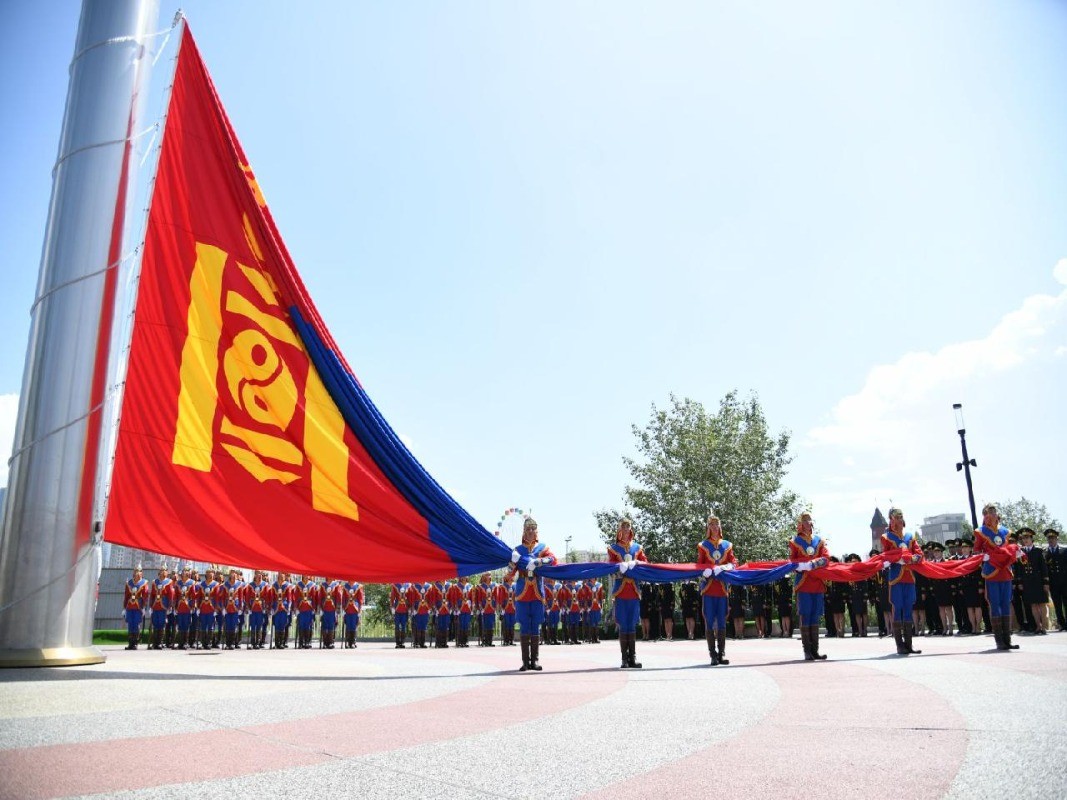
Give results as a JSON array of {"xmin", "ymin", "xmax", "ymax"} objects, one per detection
[
  {"xmin": 996, "ymin": 497, "xmax": 1063, "ymax": 534},
  {"xmin": 363, "ymin": 583, "xmax": 394, "ymax": 626},
  {"xmin": 595, "ymin": 392, "xmax": 804, "ymax": 563}
]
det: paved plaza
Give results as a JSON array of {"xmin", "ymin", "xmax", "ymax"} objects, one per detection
[{"xmin": 1, "ymin": 631, "xmax": 1065, "ymax": 800}]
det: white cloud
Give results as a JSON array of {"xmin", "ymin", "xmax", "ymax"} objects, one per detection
[
  {"xmin": 0, "ymin": 394, "xmax": 18, "ymax": 487},
  {"xmin": 800, "ymin": 262, "xmax": 1067, "ymax": 549}
]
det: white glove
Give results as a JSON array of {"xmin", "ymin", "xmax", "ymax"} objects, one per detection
[
  {"xmin": 795, "ymin": 561, "xmax": 813, "ymax": 572},
  {"xmin": 1015, "ymin": 550, "xmax": 1025, "ymax": 562},
  {"xmin": 617, "ymin": 561, "xmax": 628, "ymax": 574},
  {"xmin": 712, "ymin": 566, "xmax": 723, "ymax": 576},
  {"xmin": 702, "ymin": 568, "xmax": 713, "ymax": 579},
  {"xmin": 510, "ymin": 550, "xmax": 520, "ymax": 564},
  {"xmin": 529, "ymin": 557, "xmax": 541, "ymax": 567},
  {"xmin": 881, "ymin": 561, "xmax": 892, "ymax": 571},
  {"xmin": 982, "ymin": 553, "xmax": 991, "ymax": 562},
  {"xmin": 721, "ymin": 563, "xmax": 735, "ymax": 572}
]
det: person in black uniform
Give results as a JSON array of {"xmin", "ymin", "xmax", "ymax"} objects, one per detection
[
  {"xmin": 927, "ymin": 542, "xmax": 955, "ymax": 635},
  {"xmin": 947, "ymin": 539, "xmax": 972, "ymax": 634},
  {"xmin": 680, "ymin": 580, "xmax": 700, "ymax": 639},
  {"xmin": 823, "ymin": 557, "xmax": 846, "ymax": 637},
  {"xmin": 774, "ymin": 575, "xmax": 794, "ymax": 638},
  {"xmin": 1017, "ymin": 528, "xmax": 1050, "ymax": 635},
  {"xmin": 658, "ymin": 582, "xmax": 676, "ymax": 640},
  {"xmin": 957, "ymin": 537, "xmax": 984, "ymax": 635},
  {"xmin": 918, "ymin": 544, "xmax": 941, "ymax": 635},
  {"xmin": 868, "ymin": 548, "xmax": 889, "ymax": 637},
  {"xmin": 1045, "ymin": 529, "xmax": 1066, "ymax": 631},
  {"xmin": 728, "ymin": 583, "xmax": 746, "ymax": 639},
  {"xmin": 749, "ymin": 584, "xmax": 768, "ymax": 638},
  {"xmin": 1008, "ymin": 532, "xmax": 1034, "ymax": 634},
  {"xmin": 639, "ymin": 582, "xmax": 658, "ymax": 641},
  {"xmin": 844, "ymin": 554, "xmax": 869, "ymax": 637}
]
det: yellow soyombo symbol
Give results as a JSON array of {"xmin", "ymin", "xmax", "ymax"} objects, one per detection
[{"xmin": 172, "ymin": 241, "xmax": 359, "ymax": 522}]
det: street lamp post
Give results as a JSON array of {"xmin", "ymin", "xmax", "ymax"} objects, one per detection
[
  {"xmin": 565, "ymin": 536, "xmax": 573, "ymax": 563},
  {"xmin": 953, "ymin": 403, "xmax": 979, "ymax": 530}
]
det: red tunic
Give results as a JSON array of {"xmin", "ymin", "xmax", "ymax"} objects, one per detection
[
  {"xmin": 697, "ymin": 538, "xmax": 738, "ymax": 598},
  {"xmin": 881, "ymin": 532, "xmax": 922, "ymax": 585},
  {"xmin": 789, "ymin": 534, "xmax": 831, "ymax": 594},
  {"xmin": 973, "ymin": 526, "xmax": 1014, "ymax": 581},
  {"xmin": 607, "ymin": 542, "xmax": 648, "ymax": 600}
]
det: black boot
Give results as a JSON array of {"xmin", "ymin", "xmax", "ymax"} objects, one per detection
[
  {"xmin": 628, "ymin": 633, "xmax": 643, "ymax": 669},
  {"xmin": 619, "ymin": 635, "xmax": 630, "ymax": 668},
  {"xmin": 519, "ymin": 635, "xmax": 531, "ymax": 671},
  {"xmin": 126, "ymin": 633, "xmax": 137, "ymax": 651},
  {"xmin": 800, "ymin": 626, "xmax": 813, "ymax": 661},
  {"xmin": 716, "ymin": 631, "xmax": 728, "ymax": 666},
  {"xmin": 903, "ymin": 622, "xmax": 922, "ymax": 655},
  {"xmin": 707, "ymin": 629, "xmax": 719, "ymax": 665},
  {"xmin": 530, "ymin": 635, "xmax": 543, "ymax": 670},
  {"xmin": 893, "ymin": 621, "xmax": 907, "ymax": 655},
  {"xmin": 808, "ymin": 626, "xmax": 827, "ymax": 660}
]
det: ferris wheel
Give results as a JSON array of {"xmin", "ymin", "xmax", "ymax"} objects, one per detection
[{"xmin": 495, "ymin": 506, "xmax": 532, "ymax": 549}]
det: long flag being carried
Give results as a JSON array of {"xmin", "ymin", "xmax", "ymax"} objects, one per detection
[{"xmin": 106, "ymin": 26, "xmax": 512, "ymax": 580}]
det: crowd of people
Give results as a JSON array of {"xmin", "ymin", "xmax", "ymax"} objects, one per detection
[{"xmin": 122, "ymin": 504, "xmax": 1064, "ymax": 670}]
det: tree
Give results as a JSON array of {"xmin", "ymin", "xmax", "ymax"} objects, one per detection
[
  {"xmin": 595, "ymin": 391, "xmax": 804, "ymax": 563},
  {"xmin": 997, "ymin": 497, "xmax": 1063, "ymax": 534}
]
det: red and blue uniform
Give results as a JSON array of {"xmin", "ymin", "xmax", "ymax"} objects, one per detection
[
  {"xmin": 149, "ymin": 576, "xmax": 173, "ymax": 634},
  {"xmin": 882, "ymin": 531, "xmax": 923, "ymax": 622},
  {"xmin": 697, "ymin": 537, "xmax": 737, "ymax": 631},
  {"xmin": 608, "ymin": 541, "xmax": 647, "ymax": 634},
  {"xmin": 588, "ymin": 579, "xmax": 604, "ymax": 629},
  {"xmin": 123, "ymin": 577, "xmax": 149, "ymax": 639},
  {"xmin": 474, "ymin": 577, "xmax": 495, "ymax": 645},
  {"xmin": 245, "ymin": 580, "xmax": 270, "ymax": 641},
  {"xmin": 974, "ymin": 525, "xmax": 1014, "ymax": 617},
  {"xmin": 343, "ymin": 582, "xmax": 364, "ymax": 636},
  {"xmin": 295, "ymin": 580, "xmax": 318, "ymax": 635},
  {"xmin": 510, "ymin": 542, "xmax": 557, "ymax": 636},
  {"xmin": 789, "ymin": 533, "xmax": 830, "ymax": 626},
  {"xmin": 219, "ymin": 578, "xmax": 245, "ymax": 636},
  {"xmin": 457, "ymin": 580, "xmax": 473, "ymax": 644}
]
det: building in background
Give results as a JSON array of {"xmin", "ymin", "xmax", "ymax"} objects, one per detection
[
  {"xmin": 870, "ymin": 508, "xmax": 888, "ymax": 553},
  {"xmin": 919, "ymin": 513, "xmax": 968, "ymax": 545}
]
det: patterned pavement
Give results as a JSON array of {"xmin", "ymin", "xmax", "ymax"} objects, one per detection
[{"xmin": 1, "ymin": 631, "xmax": 1065, "ymax": 800}]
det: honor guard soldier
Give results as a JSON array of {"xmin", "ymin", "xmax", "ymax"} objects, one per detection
[
  {"xmin": 698, "ymin": 514, "xmax": 738, "ymax": 666},
  {"xmin": 342, "ymin": 580, "xmax": 364, "ymax": 648},
  {"xmin": 556, "ymin": 580, "xmax": 572, "ymax": 644},
  {"xmin": 218, "ymin": 569, "xmax": 245, "ymax": 649},
  {"xmin": 196, "ymin": 568, "xmax": 220, "ymax": 649},
  {"xmin": 576, "ymin": 579, "xmax": 594, "ymax": 643},
  {"xmin": 948, "ymin": 538, "xmax": 972, "ymax": 634},
  {"xmin": 172, "ymin": 566, "xmax": 195, "ymax": 650},
  {"xmin": 243, "ymin": 570, "xmax": 270, "ymax": 649},
  {"xmin": 390, "ymin": 583, "xmax": 411, "ymax": 648},
  {"xmin": 424, "ymin": 581, "xmax": 443, "ymax": 645},
  {"xmin": 540, "ymin": 578, "xmax": 556, "ymax": 643},
  {"xmin": 789, "ymin": 511, "xmax": 831, "ymax": 661},
  {"xmin": 319, "ymin": 578, "xmax": 342, "ymax": 648},
  {"xmin": 608, "ymin": 519, "xmax": 648, "ymax": 668},
  {"xmin": 446, "ymin": 579, "xmax": 464, "ymax": 642},
  {"xmin": 1045, "ymin": 529, "xmax": 1066, "ymax": 631},
  {"xmin": 506, "ymin": 516, "xmax": 557, "ymax": 672},
  {"xmin": 473, "ymin": 574, "xmax": 495, "ymax": 646},
  {"xmin": 271, "ymin": 572, "xmax": 293, "ymax": 648},
  {"xmin": 588, "ymin": 579, "xmax": 604, "ymax": 643},
  {"xmin": 566, "ymin": 582, "xmax": 583, "ymax": 645},
  {"xmin": 974, "ymin": 503, "xmax": 1023, "ymax": 650},
  {"xmin": 546, "ymin": 580, "xmax": 563, "ymax": 645},
  {"xmin": 880, "ymin": 507, "xmax": 923, "ymax": 655},
  {"xmin": 434, "ymin": 594, "xmax": 451, "ymax": 648},
  {"xmin": 1016, "ymin": 528, "xmax": 1050, "ymax": 634},
  {"xmin": 456, "ymin": 578, "xmax": 473, "ymax": 647},
  {"xmin": 493, "ymin": 575, "xmax": 516, "ymax": 646},
  {"xmin": 123, "ymin": 566, "xmax": 149, "ymax": 650},
  {"xmin": 412, "ymin": 585, "xmax": 431, "ymax": 648},
  {"xmin": 148, "ymin": 566, "xmax": 173, "ymax": 650},
  {"xmin": 294, "ymin": 575, "xmax": 319, "ymax": 649}
]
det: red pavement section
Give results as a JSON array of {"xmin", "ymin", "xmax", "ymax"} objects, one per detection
[
  {"xmin": 581, "ymin": 660, "xmax": 969, "ymax": 800},
  {"xmin": 0, "ymin": 656, "xmax": 624, "ymax": 800},
  {"xmin": 947, "ymin": 648, "xmax": 1067, "ymax": 683}
]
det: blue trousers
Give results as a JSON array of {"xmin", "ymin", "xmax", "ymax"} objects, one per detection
[
  {"xmin": 273, "ymin": 610, "xmax": 289, "ymax": 630},
  {"xmin": 414, "ymin": 613, "xmax": 428, "ymax": 632},
  {"xmin": 344, "ymin": 612, "xmax": 359, "ymax": 630},
  {"xmin": 297, "ymin": 610, "xmax": 314, "ymax": 632},
  {"xmin": 224, "ymin": 612, "xmax": 240, "ymax": 633},
  {"xmin": 986, "ymin": 579, "xmax": 1012, "ymax": 617},
  {"xmin": 797, "ymin": 592, "xmax": 824, "ymax": 627},
  {"xmin": 176, "ymin": 612, "xmax": 191, "ymax": 632},
  {"xmin": 589, "ymin": 610, "xmax": 602, "ymax": 626},
  {"xmin": 702, "ymin": 595, "xmax": 727, "ymax": 631},
  {"xmin": 615, "ymin": 598, "xmax": 640, "ymax": 634},
  {"xmin": 459, "ymin": 612, "xmax": 471, "ymax": 632},
  {"xmin": 394, "ymin": 611, "xmax": 408, "ymax": 630},
  {"xmin": 151, "ymin": 609, "xmax": 167, "ymax": 630},
  {"xmin": 249, "ymin": 610, "xmax": 265, "ymax": 632},
  {"xmin": 125, "ymin": 609, "xmax": 143, "ymax": 635},
  {"xmin": 321, "ymin": 611, "xmax": 337, "ymax": 632},
  {"xmin": 890, "ymin": 582, "xmax": 916, "ymax": 622},
  {"xmin": 516, "ymin": 600, "xmax": 545, "ymax": 636}
]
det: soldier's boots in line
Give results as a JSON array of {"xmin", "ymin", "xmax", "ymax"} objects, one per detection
[
  {"xmin": 435, "ymin": 629, "xmax": 449, "ymax": 648},
  {"xmin": 799, "ymin": 625, "xmax": 827, "ymax": 661},
  {"xmin": 150, "ymin": 628, "xmax": 164, "ymax": 650},
  {"xmin": 457, "ymin": 630, "xmax": 469, "ymax": 648},
  {"xmin": 518, "ymin": 634, "xmax": 543, "ymax": 672},
  {"xmin": 618, "ymin": 633, "xmax": 643, "ymax": 669},
  {"xmin": 992, "ymin": 617, "xmax": 1020, "ymax": 651},
  {"xmin": 703, "ymin": 630, "xmax": 728, "ymax": 666},
  {"xmin": 126, "ymin": 632, "xmax": 140, "ymax": 650},
  {"xmin": 346, "ymin": 628, "xmax": 358, "ymax": 648}
]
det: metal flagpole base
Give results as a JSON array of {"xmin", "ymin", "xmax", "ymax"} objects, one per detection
[{"xmin": 0, "ymin": 646, "xmax": 106, "ymax": 668}]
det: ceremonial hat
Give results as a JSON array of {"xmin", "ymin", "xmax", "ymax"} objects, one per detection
[
  {"xmin": 931, "ymin": 541, "xmax": 944, "ymax": 552},
  {"xmin": 868, "ymin": 548, "xmax": 880, "ymax": 557},
  {"xmin": 945, "ymin": 538, "xmax": 957, "ymax": 547},
  {"xmin": 1045, "ymin": 529, "xmax": 1060, "ymax": 539},
  {"xmin": 1007, "ymin": 533, "xmax": 1018, "ymax": 543},
  {"xmin": 1016, "ymin": 527, "xmax": 1035, "ymax": 537},
  {"xmin": 959, "ymin": 536, "xmax": 974, "ymax": 546}
]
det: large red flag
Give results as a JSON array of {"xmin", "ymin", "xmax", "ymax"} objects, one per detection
[{"xmin": 105, "ymin": 26, "xmax": 509, "ymax": 580}]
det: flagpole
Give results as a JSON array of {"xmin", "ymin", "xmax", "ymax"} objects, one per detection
[{"xmin": 0, "ymin": 0, "xmax": 161, "ymax": 667}]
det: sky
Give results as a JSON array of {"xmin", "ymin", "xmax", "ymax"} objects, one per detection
[{"xmin": 1, "ymin": 2, "xmax": 1065, "ymax": 563}]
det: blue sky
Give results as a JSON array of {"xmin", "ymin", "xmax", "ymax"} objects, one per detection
[{"xmin": 2, "ymin": 2, "xmax": 1065, "ymax": 562}]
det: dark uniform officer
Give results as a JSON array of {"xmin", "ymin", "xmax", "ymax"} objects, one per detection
[
  {"xmin": 868, "ymin": 548, "xmax": 889, "ymax": 637},
  {"xmin": 774, "ymin": 576, "xmax": 794, "ymax": 638},
  {"xmin": 680, "ymin": 580, "xmax": 700, "ymax": 640},
  {"xmin": 658, "ymin": 583, "xmax": 676, "ymax": 641},
  {"xmin": 1045, "ymin": 529, "xmax": 1066, "ymax": 631},
  {"xmin": 1016, "ymin": 528, "xmax": 1050, "ymax": 634}
]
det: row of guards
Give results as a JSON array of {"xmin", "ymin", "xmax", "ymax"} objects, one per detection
[
  {"xmin": 122, "ymin": 565, "xmax": 365, "ymax": 651},
  {"xmin": 388, "ymin": 575, "xmax": 607, "ymax": 649}
]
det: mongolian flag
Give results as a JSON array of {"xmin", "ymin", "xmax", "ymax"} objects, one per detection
[{"xmin": 105, "ymin": 25, "xmax": 511, "ymax": 580}]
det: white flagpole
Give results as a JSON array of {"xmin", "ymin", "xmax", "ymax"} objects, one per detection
[{"xmin": 0, "ymin": 0, "xmax": 161, "ymax": 667}]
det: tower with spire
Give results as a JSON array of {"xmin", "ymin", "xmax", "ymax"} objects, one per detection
[{"xmin": 870, "ymin": 507, "xmax": 888, "ymax": 553}]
